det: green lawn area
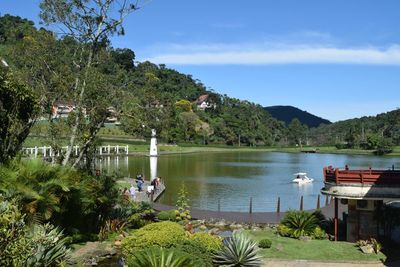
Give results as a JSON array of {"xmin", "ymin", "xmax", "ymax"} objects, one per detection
[{"xmin": 247, "ymin": 229, "xmax": 386, "ymax": 263}]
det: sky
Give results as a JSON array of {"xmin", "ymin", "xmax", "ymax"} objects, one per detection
[{"xmin": 1, "ymin": 0, "xmax": 400, "ymax": 122}]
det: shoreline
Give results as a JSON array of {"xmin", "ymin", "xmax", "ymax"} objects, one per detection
[{"xmin": 23, "ymin": 136, "xmax": 400, "ymax": 157}]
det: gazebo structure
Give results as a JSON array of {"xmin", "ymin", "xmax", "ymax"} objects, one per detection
[{"xmin": 321, "ymin": 165, "xmax": 400, "ymax": 241}]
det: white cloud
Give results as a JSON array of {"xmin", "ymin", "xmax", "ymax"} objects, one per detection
[{"xmin": 141, "ymin": 43, "xmax": 400, "ymax": 65}]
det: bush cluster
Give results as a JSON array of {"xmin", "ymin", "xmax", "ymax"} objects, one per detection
[
  {"xmin": 157, "ymin": 210, "xmax": 176, "ymax": 221},
  {"xmin": 122, "ymin": 221, "xmax": 187, "ymax": 255},
  {"xmin": 258, "ymin": 238, "xmax": 272, "ymax": 248},
  {"xmin": 190, "ymin": 232, "xmax": 222, "ymax": 253}
]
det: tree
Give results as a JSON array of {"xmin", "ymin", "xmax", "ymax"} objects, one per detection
[
  {"xmin": 0, "ymin": 66, "xmax": 38, "ymax": 164},
  {"xmin": 288, "ymin": 118, "xmax": 307, "ymax": 148},
  {"xmin": 39, "ymin": 0, "xmax": 140, "ymax": 167}
]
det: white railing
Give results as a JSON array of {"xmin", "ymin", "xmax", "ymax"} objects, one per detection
[{"xmin": 22, "ymin": 145, "xmax": 129, "ymax": 157}]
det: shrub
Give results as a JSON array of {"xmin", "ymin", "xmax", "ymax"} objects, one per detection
[
  {"xmin": 128, "ymin": 213, "xmax": 147, "ymax": 229},
  {"xmin": 157, "ymin": 210, "xmax": 176, "ymax": 221},
  {"xmin": 276, "ymin": 224, "xmax": 291, "ymax": 237},
  {"xmin": 175, "ymin": 185, "xmax": 191, "ymax": 221},
  {"xmin": 258, "ymin": 238, "xmax": 272, "ymax": 248},
  {"xmin": 0, "ymin": 198, "xmax": 31, "ymax": 267},
  {"xmin": 280, "ymin": 210, "xmax": 319, "ymax": 238},
  {"xmin": 190, "ymin": 232, "xmax": 222, "ymax": 253},
  {"xmin": 213, "ymin": 231, "xmax": 262, "ymax": 267},
  {"xmin": 174, "ymin": 239, "xmax": 213, "ymax": 267},
  {"xmin": 0, "ymin": 198, "xmax": 70, "ymax": 266},
  {"xmin": 312, "ymin": 226, "xmax": 327, "ymax": 239},
  {"xmin": 126, "ymin": 247, "xmax": 197, "ymax": 267},
  {"xmin": 122, "ymin": 221, "xmax": 187, "ymax": 256}
]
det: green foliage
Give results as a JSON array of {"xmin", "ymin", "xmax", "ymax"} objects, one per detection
[
  {"xmin": 258, "ymin": 238, "xmax": 272, "ymax": 249},
  {"xmin": 312, "ymin": 226, "xmax": 327, "ymax": 240},
  {"xmin": 122, "ymin": 221, "xmax": 187, "ymax": 255},
  {"xmin": 374, "ymin": 137, "xmax": 393, "ymax": 155},
  {"xmin": 279, "ymin": 210, "xmax": 320, "ymax": 238},
  {"xmin": 126, "ymin": 247, "xmax": 197, "ymax": 267},
  {"xmin": 25, "ymin": 223, "xmax": 71, "ymax": 266},
  {"xmin": 0, "ymin": 197, "xmax": 70, "ymax": 267},
  {"xmin": 175, "ymin": 184, "xmax": 191, "ymax": 222},
  {"xmin": 0, "ymin": 197, "xmax": 31, "ymax": 266},
  {"xmin": 213, "ymin": 231, "xmax": 262, "ymax": 267},
  {"xmin": 175, "ymin": 99, "xmax": 193, "ymax": 112},
  {"xmin": 0, "ymin": 68, "xmax": 38, "ymax": 164},
  {"xmin": 276, "ymin": 224, "xmax": 292, "ymax": 237},
  {"xmin": 0, "ymin": 159, "xmax": 120, "ymax": 235},
  {"xmin": 190, "ymin": 232, "xmax": 222, "ymax": 253},
  {"xmin": 173, "ymin": 239, "xmax": 213, "ymax": 267},
  {"xmin": 98, "ymin": 219, "xmax": 127, "ymax": 241},
  {"xmin": 157, "ymin": 210, "xmax": 177, "ymax": 221},
  {"xmin": 310, "ymin": 109, "xmax": 400, "ymax": 149}
]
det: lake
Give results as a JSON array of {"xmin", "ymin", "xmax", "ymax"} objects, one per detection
[{"xmin": 98, "ymin": 151, "xmax": 399, "ymax": 212}]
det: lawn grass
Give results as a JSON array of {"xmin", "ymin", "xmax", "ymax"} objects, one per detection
[{"xmin": 247, "ymin": 229, "xmax": 386, "ymax": 263}]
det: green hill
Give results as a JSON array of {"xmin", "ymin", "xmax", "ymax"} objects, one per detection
[{"xmin": 264, "ymin": 105, "xmax": 331, "ymax": 128}]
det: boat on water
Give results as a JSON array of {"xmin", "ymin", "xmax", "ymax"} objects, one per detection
[{"xmin": 292, "ymin": 172, "xmax": 314, "ymax": 184}]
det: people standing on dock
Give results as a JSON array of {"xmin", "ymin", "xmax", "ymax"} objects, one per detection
[{"xmin": 136, "ymin": 174, "xmax": 144, "ymax": 192}]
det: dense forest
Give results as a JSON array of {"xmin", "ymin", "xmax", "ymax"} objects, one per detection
[{"xmin": 1, "ymin": 14, "xmax": 399, "ymax": 156}]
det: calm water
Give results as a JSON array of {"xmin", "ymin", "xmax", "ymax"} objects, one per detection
[{"xmin": 98, "ymin": 152, "xmax": 399, "ymax": 212}]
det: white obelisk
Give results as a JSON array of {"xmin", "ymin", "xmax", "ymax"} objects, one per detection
[
  {"xmin": 149, "ymin": 129, "xmax": 158, "ymax": 182},
  {"xmin": 150, "ymin": 129, "xmax": 158, "ymax": 157}
]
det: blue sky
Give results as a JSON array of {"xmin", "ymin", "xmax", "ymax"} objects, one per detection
[{"xmin": 1, "ymin": 0, "xmax": 400, "ymax": 122}]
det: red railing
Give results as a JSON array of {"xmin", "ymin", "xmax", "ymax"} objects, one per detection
[{"xmin": 323, "ymin": 166, "xmax": 400, "ymax": 185}]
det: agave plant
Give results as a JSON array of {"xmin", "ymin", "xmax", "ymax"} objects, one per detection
[
  {"xmin": 127, "ymin": 247, "xmax": 195, "ymax": 267},
  {"xmin": 25, "ymin": 223, "xmax": 71, "ymax": 267},
  {"xmin": 213, "ymin": 231, "xmax": 262, "ymax": 267},
  {"xmin": 280, "ymin": 210, "xmax": 319, "ymax": 238}
]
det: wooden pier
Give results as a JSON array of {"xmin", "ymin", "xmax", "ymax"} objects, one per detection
[
  {"xmin": 22, "ymin": 145, "xmax": 129, "ymax": 157},
  {"xmin": 118, "ymin": 177, "xmax": 165, "ymax": 203}
]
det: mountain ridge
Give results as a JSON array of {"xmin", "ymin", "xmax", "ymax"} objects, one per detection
[{"xmin": 264, "ymin": 105, "xmax": 331, "ymax": 128}]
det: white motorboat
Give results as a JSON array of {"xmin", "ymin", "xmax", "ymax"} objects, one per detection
[{"xmin": 292, "ymin": 172, "xmax": 314, "ymax": 184}]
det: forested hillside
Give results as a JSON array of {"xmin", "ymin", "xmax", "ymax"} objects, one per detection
[
  {"xmin": 0, "ymin": 14, "xmax": 286, "ymax": 148},
  {"xmin": 309, "ymin": 109, "xmax": 400, "ymax": 153},
  {"xmin": 264, "ymin": 105, "xmax": 331, "ymax": 128},
  {"xmin": 1, "ymin": 14, "xmax": 399, "ymax": 154}
]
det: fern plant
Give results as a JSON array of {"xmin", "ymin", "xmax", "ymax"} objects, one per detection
[{"xmin": 213, "ymin": 231, "xmax": 262, "ymax": 267}]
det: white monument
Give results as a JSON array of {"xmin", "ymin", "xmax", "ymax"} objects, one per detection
[
  {"xmin": 149, "ymin": 129, "xmax": 158, "ymax": 182},
  {"xmin": 149, "ymin": 129, "xmax": 158, "ymax": 157}
]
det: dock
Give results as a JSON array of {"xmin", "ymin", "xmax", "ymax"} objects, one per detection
[{"xmin": 118, "ymin": 177, "xmax": 165, "ymax": 203}]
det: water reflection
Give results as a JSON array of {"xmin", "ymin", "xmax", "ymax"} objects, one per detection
[{"xmin": 96, "ymin": 152, "xmax": 399, "ymax": 212}]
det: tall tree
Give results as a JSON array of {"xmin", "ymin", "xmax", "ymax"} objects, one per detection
[{"xmin": 39, "ymin": 0, "xmax": 140, "ymax": 167}]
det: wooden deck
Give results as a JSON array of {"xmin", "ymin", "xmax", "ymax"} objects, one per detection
[{"xmin": 123, "ymin": 177, "xmax": 165, "ymax": 202}]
